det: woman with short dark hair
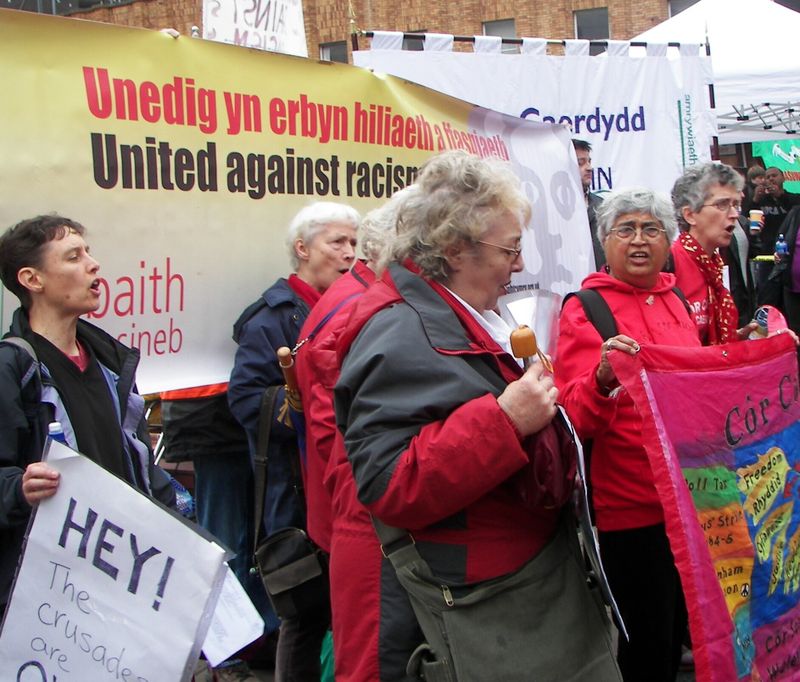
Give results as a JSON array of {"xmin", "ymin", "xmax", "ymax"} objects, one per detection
[{"xmin": 0, "ymin": 214, "xmax": 177, "ymax": 618}]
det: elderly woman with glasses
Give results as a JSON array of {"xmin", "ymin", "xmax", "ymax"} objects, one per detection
[
  {"xmin": 670, "ymin": 162, "xmax": 756, "ymax": 344},
  {"xmin": 331, "ymin": 151, "xmax": 620, "ymax": 681},
  {"xmin": 555, "ymin": 187, "xmax": 701, "ymax": 682}
]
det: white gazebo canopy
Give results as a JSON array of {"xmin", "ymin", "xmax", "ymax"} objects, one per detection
[{"xmin": 633, "ymin": 0, "xmax": 800, "ymax": 143}]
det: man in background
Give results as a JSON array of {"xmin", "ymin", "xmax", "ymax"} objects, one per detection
[
  {"xmin": 573, "ymin": 139, "xmax": 606, "ymax": 269},
  {"xmin": 752, "ymin": 167, "xmax": 800, "ymax": 295}
]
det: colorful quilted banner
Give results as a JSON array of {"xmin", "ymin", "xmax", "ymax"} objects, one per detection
[{"xmin": 612, "ymin": 335, "xmax": 800, "ymax": 682}]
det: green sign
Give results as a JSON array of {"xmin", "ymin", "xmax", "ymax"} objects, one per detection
[{"xmin": 752, "ymin": 140, "xmax": 800, "ymax": 193}]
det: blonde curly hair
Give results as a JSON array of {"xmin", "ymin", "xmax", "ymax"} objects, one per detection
[{"xmin": 388, "ymin": 151, "xmax": 531, "ymax": 281}]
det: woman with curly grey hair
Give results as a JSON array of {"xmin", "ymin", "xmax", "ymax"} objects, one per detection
[
  {"xmin": 330, "ymin": 151, "xmax": 620, "ymax": 681},
  {"xmin": 670, "ymin": 162, "xmax": 754, "ymax": 343},
  {"xmin": 556, "ymin": 187, "xmax": 701, "ymax": 682}
]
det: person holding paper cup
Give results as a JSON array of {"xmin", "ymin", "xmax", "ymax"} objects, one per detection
[
  {"xmin": 749, "ymin": 209, "xmax": 764, "ymax": 235},
  {"xmin": 0, "ymin": 215, "xmax": 177, "ymax": 618},
  {"xmin": 750, "ymin": 167, "xmax": 800, "ymax": 293}
]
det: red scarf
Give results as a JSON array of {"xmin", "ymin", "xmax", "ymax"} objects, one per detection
[
  {"xmin": 678, "ymin": 232, "xmax": 738, "ymax": 344},
  {"xmin": 287, "ymin": 274, "xmax": 322, "ymax": 308}
]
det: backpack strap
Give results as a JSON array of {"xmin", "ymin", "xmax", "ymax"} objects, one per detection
[
  {"xmin": 1, "ymin": 336, "xmax": 41, "ymax": 389},
  {"xmin": 562, "ymin": 290, "xmax": 618, "ymax": 341},
  {"xmin": 563, "ymin": 287, "xmax": 691, "ymax": 340},
  {"xmin": 671, "ymin": 286, "xmax": 691, "ymax": 316}
]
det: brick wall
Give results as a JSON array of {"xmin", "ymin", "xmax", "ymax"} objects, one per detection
[
  {"xmin": 73, "ymin": 0, "xmax": 670, "ymax": 62},
  {"xmin": 321, "ymin": 0, "xmax": 670, "ymax": 61},
  {"xmin": 74, "ymin": 0, "xmax": 200, "ymax": 38}
]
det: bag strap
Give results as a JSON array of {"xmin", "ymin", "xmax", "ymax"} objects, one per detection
[
  {"xmin": 371, "ymin": 514, "xmax": 450, "ymax": 666},
  {"xmin": 562, "ymin": 290, "xmax": 618, "ymax": 341},
  {"xmin": 671, "ymin": 285, "xmax": 691, "ymax": 316},
  {"xmin": 372, "ymin": 516, "xmax": 419, "ymax": 566},
  {"xmin": 563, "ymin": 287, "xmax": 690, "ymax": 340},
  {"xmin": 1, "ymin": 336, "xmax": 41, "ymax": 388},
  {"xmin": 253, "ymin": 385, "xmax": 282, "ymax": 555},
  {"xmin": 292, "ymin": 292, "xmax": 363, "ymax": 354}
]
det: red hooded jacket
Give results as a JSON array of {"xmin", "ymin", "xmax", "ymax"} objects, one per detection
[
  {"xmin": 556, "ymin": 271, "xmax": 701, "ymax": 532},
  {"xmin": 295, "ymin": 260, "xmax": 375, "ymax": 551}
]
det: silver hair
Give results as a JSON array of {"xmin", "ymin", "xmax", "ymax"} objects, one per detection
[
  {"xmin": 596, "ymin": 187, "xmax": 678, "ymax": 243},
  {"xmin": 286, "ymin": 201, "xmax": 361, "ymax": 269},
  {"xmin": 360, "ymin": 185, "xmax": 418, "ymax": 265},
  {"xmin": 671, "ymin": 163, "xmax": 744, "ymax": 232},
  {"xmin": 390, "ymin": 151, "xmax": 531, "ymax": 281}
]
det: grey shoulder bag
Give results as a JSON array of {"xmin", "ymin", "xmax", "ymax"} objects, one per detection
[{"xmin": 372, "ymin": 515, "xmax": 622, "ymax": 682}]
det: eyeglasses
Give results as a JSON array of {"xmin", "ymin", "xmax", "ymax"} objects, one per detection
[
  {"xmin": 702, "ymin": 198, "xmax": 742, "ymax": 213},
  {"xmin": 608, "ymin": 225, "xmax": 667, "ymax": 241},
  {"xmin": 476, "ymin": 240, "xmax": 522, "ymax": 259}
]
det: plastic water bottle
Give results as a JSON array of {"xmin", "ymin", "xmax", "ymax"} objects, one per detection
[
  {"xmin": 776, "ymin": 234, "xmax": 789, "ymax": 257},
  {"xmin": 48, "ymin": 421, "xmax": 68, "ymax": 445}
]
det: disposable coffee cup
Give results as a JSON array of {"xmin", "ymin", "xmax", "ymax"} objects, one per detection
[{"xmin": 749, "ymin": 210, "xmax": 763, "ymax": 233}]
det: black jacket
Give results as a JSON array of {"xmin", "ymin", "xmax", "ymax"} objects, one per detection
[
  {"xmin": 0, "ymin": 308, "xmax": 176, "ymax": 609},
  {"xmin": 721, "ymin": 217, "xmax": 758, "ymax": 326}
]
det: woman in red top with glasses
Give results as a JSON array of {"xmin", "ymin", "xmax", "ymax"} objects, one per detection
[{"xmin": 670, "ymin": 163, "xmax": 757, "ymax": 345}]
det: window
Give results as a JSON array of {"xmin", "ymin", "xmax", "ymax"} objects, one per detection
[
  {"xmin": 403, "ymin": 30, "xmax": 426, "ymax": 51},
  {"xmin": 482, "ymin": 19, "xmax": 517, "ymax": 54},
  {"xmin": 574, "ymin": 8, "xmax": 608, "ymax": 56},
  {"xmin": 5, "ymin": 0, "xmax": 101, "ymax": 14},
  {"xmin": 320, "ymin": 41, "xmax": 348, "ymax": 63},
  {"xmin": 7, "ymin": 0, "xmax": 133, "ymax": 15},
  {"xmin": 669, "ymin": 0, "xmax": 699, "ymax": 16}
]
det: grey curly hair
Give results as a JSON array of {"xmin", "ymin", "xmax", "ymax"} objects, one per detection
[
  {"xmin": 389, "ymin": 151, "xmax": 531, "ymax": 281},
  {"xmin": 671, "ymin": 163, "xmax": 744, "ymax": 232}
]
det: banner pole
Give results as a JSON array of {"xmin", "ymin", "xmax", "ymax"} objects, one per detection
[{"xmin": 705, "ymin": 34, "xmax": 719, "ymax": 161}]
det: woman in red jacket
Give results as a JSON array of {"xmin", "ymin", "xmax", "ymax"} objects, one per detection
[
  {"xmin": 332, "ymin": 151, "xmax": 620, "ymax": 682},
  {"xmin": 670, "ymin": 162, "xmax": 756, "ymax": 345},
  {"xmin": 556, "ymin": 187, "xmax": 702, "ymax": 682}
]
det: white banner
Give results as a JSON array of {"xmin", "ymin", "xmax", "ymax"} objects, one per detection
[
  {"xmin": 466, "ymin": 111, "xmax": 593, "ymax": 296},
  {"xmin": 354, "ymin": 45, "xmax": 716, "ymax": 195},
  {"xmin": 202, "ymin": 0, "xmax": 308, "ymax": 57},
  {"xmin": 0, "ymin": 443, "xmax": 227, "ymax": 682}
]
